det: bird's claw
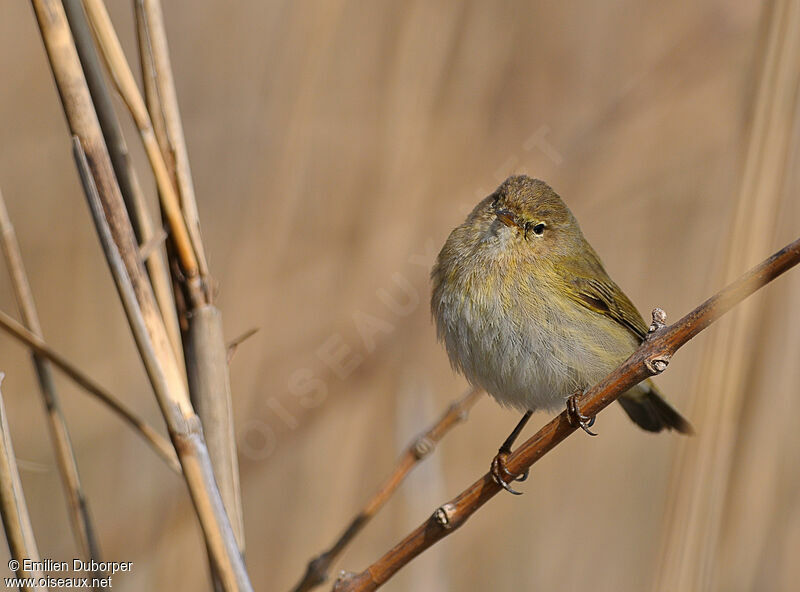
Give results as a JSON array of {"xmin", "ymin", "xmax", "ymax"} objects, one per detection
[
  {"xmin": 491, "ymin": 449, "xmax": 528, "ymax": 495},
  {"xmin": 566, "ymin": 393, "xmax": 598, "ymax": 436}
]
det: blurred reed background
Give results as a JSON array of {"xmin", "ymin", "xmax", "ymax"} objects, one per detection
[{"xmin": 0, "ymin": 0, "xmax": 798, "ymax": 590}]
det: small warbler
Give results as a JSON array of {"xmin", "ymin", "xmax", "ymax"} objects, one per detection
[{"xmin": 431, "ymin": 175, "xmax": 692, "ymax": 493}]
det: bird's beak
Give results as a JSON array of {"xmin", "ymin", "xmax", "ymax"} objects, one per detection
[{"xmin": 494, "ymin": 207, "xmax": 519, "ymax": 229}]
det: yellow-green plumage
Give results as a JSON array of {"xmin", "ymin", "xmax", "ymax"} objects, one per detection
[{"xmin": 431, "ymin": 175, "xmax": 692, "ymax": 434}]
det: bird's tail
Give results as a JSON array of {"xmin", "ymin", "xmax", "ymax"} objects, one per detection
[{"xmin": 618, "ymin": 380, "xmax": 694, "ymax": 435}]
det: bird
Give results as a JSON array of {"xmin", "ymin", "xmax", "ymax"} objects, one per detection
[{"xmin": 431, "ymin": 175, "xmax": 693, "ymax": 493}]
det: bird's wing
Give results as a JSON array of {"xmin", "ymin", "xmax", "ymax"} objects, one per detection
[{"xmin": 557, "ymin": 247, "xmax": 649, "ymax": 341}]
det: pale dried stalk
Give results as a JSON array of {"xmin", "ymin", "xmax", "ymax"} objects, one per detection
[
  {"xmin": 73, "ymin": 137, "xmax": 250, "ymax": 590},
  {"xmin": 63, "ymin": 0, "xmax": 185, "ymax": 376},
  {"xmin": 133, "ymin": 1, "xmax": 170, "ymax": 180},
  {"xmin": 185, "ymin": 309, "xmax": 245, "ymax": 592},
  {"xmin": 332, "ymin": 237, "xmax": 800, "ymax": 592},
  {"xmin": 0, "ymin": 375, "xmax": 48, "ymax": 591},
  {"xmin": 292, "ymin": 388, "xmax": 482, "ymax": 592},
  {"xmin": 62, "ymin": 0, "xmax": 143, "ymax": 238},
  {"xmin": 0, "ymin": 310, "xmax": 180, "ymax": 473},
  {"xmin": 0, "ymin": 189, "xmax": 104, "ymax": 565},
  {"xmin": 136, "ymin": 0, "xmax": 209, "ymax": 282},
  {"xmin": 134, "ymin": 0, "xmax": 245, "ymax": 558},
  {"xmin": 81, "ymin": 0, "xmax": 202, "ymax": 299},
  {"xmin": 90, "ymin": 5, "xmax": 244, "ymax": 553},
  {"xmin": 30, "ymin": 1, "xmax": 250, "ymax": 588},
  {"xmin": 184, "ymin": 306, "xmax": 245, "ymax": 552},
  {"xmin": 653, "ymin": 1, "xmax": 800, "ymax": 590}
]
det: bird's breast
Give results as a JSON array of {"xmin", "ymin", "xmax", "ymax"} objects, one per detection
[{"xmin": 433, "ymin": 259, "xmax": 635, "ymax": 412}]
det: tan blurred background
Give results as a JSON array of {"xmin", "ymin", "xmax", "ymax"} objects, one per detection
[{"xmin": 1, "ymin": 1, "xmax": 799, "ymax": 590}]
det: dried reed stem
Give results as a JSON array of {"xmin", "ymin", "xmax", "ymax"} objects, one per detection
[
  {"xmin": 0, "ymin": 374, "xmax": 47, "ymax": 591},
  {"xmin": 81, "ymin": 0, "xmax": 202, "ymax": 302},
  {"xmin": 133, "ymin": 0, "xmax": 246, "ymax": 559},
  {"xmin": 63, "ymin": 0, "xmax": 185, "ymax": 378},
  {"xmin": 653, "ymin": 1, "xmax": 800, "ymax": 589},
  {"xmin": 292, "ymin": 387, "xmax": 482, "ymax": 592},
  {"xmin": 0, "ymin": 310, "xmax": 179, "ymax": 473},
  {"xmin": 332, "ymin": 236, "xmax": 800, "ymax": 592},
  {"xmin": 133, "ymin": 1, "xmax": 169, "ymax": 183},
  {"xmin": 29, "ymin": 1, "xmax": 250, "ymax": 588},
  {"xmin": 184, "ymin": 306, "xmax": 245, "ymax": 551},
  {"xmin": 0, "ymin": 189, "xmax": 104, "ymax": 568},
  {"xmin": 135, "ymin": 0, "xmax": 209, "ymax": 283},
  {"xmin": 73, "ymin": 136, "xmax": 250, "ymax": 590}
]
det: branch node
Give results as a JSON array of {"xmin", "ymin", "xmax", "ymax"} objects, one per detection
[
  {"xmin": 138, "ymin": 226, "xmax": 168, "ymax": 261},
  {"xmin": 647, "ymin": 307, "xmax": 668, "ymax": 337},
  {"xmin": 412, "ymin": 436, "xmax": 435, "ymax": 460},
  {"xmin": 446, "ymin": 400, "xmax": 469, "ymax": 422},
  {"xmin": 644, "ymin": 355, "xmax": 671, "ymax": 375},
  {"xmin": 432, "ymin": 503, "xmax": 457, "ymax": 530},
  {"xmin": 332, "ymin": 570, "xmax": 358, "ymax": 590}
]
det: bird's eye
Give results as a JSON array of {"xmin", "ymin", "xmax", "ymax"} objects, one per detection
[{"xmin": 531, "ymin": 222, "xmax": 546, "ymax": 236}]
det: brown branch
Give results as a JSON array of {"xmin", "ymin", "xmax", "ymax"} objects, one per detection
[
  {"xmin": 0, "ymin": 187, "xmax": 105, "ymax": 568},
  {"xmin": 332, "ymin": 236, "xmax": 800, "ymax": 592},
  {"xmin": 292, "ymin": 387, "xmax": 482, "ymax": 592},
  {"xmin": 0, "ymin": 309, "xmax": 180, "ymax": 473}
]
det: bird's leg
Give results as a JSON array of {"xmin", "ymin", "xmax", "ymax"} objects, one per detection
[
  {"xmin": 566, "ymin": 391, "xmax": 597, "ymax": 436},
  {"xmin": 491, "ymin": 410, "xmax": 533, "ymax": 495}
]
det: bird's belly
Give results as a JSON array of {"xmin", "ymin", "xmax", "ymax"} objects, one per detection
[
  {"xmin": 457, "ymin": 321, "xmax": 585, "ymax": 412},
  {"xmin": 440, "ymin": 290, "xmax": 636, "ymax": 412}
]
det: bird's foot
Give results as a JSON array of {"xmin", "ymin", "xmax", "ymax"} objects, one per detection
[
  {"xmin": 566, "ymin": 393, "xmax": 597, "ymax": 436},
  {"xmin": 490, "ymin": 448, "xmax": 529, "ymax": 495}
]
